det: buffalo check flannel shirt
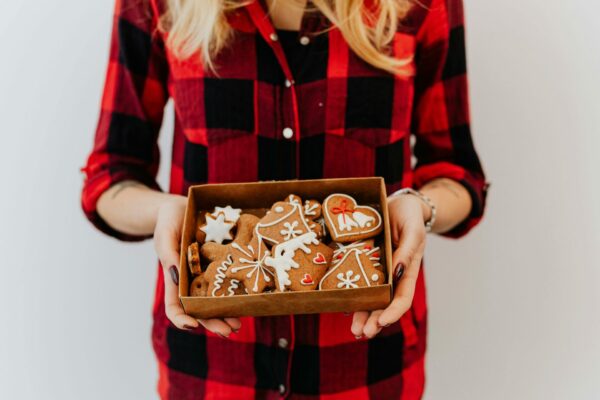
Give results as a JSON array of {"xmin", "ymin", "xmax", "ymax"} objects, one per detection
[{"xmin": 81, "ymin": 0, "xmax": 489, "ymax": 398}]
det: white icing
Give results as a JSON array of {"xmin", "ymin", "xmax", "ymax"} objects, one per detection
[
  {"xmin": 323, "ymin": 194, "xmax": 382, "ymax": 239},
  {"xmin": 212, "ymin": 206, "xmax": 242, "ymax": 223},
  {"xmin": 230, "ymin": 242, "xmax": 274, "ymax": 293},
  {"xmin": 280, "ymin": 221, "xmax": 302, "ymax": 240},
  {"xmin": 352, "ymin": 211, "xmax": 376, "ymax": 228},
  {"xmin": 227, "ymin": 279, "xmax": 241, "ymax": 296},
  {"xmin": 287, "ymin": 195, "xmax": 301, "ymax": 205},
  {"xmin": 264, "ymin": 232, "xmax": 318, "ymax": 291},
  {"xmin": 275, "ymin": 206, "xmax": 284, "ymax": 213},
  {"xmin": 312, "ymin": 252, "xmax": 327, "ymax": 265},
  {"xmin": 256, "ymin": 202, "xmax": 311, "ymax": 244},
  {"xmin": 211, "ymin": 255, "xmax": 233, "ymax": 297},
  {"xmin": 319, "ymin": 249, "xmax": 372, "ymax": 290},
  {"xmin": 371, "ymin": 274, "xmax": 379, "ymax": 282},
  {"xmin": 337, "ymin": 213, "xmax": 359, "ymax": 231},
  {"xmin": 201, "ymin": 213, "xmax": 235, "ymax": 244},
  {"xmin": 336, "ymin": 270, "xmax": 361, "ymax": 289},
  {"xmin": 304, "ymin": 200, "xmax": 319, "ymax": 216}
]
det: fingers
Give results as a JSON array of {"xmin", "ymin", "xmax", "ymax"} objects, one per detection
[
  {"xmin": 351, "ymin": 311, "xmax": 369, "ymax": 338},
  {"xmin": 377, "ymin": 238, "xmax": 423, "ymax": 327},
  {"xmin": 162, "ymin": 265, "xmax": 199, "ymax": 330},
  {"xmin": 363, "ymin": 310, "xmax": 384, "ymax": 339},
  {"xmin": 198, "ymin": 318, "xmax": 243, "ymax": 338}
]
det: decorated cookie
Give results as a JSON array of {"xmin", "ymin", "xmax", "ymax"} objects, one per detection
[
  {"xmin": 196, "ymin": 206, "xmax": 241, "ymax": 243},
  {"xmin": 226, "ymin": 238, "xmax": 275, "ymax": 294},
  {"xmin": 322, "ymin": 194, "xmax": 382, "ymax": 242},
  {"xmin": 280, "ymin": 239, "xmax": 333, "ymax": 291},
  {"xmin": 331, "ymin": 239, "xmax": 383, "ymax": 272},
  {"xmin": 319, "ymin": 248, "xmax": 385, "ymax": 290},
  {"xmin": 203, "ymin": 254, "xmax": 245, "ymax": 297},
  {"xmin": 189, "ymin": 274, "xmax": 208, "ymax": 297},
  {"xmin": 264, "ymin": 231, "xmax": 321, "ymax": 292},
  {"xmin": 255, "ymin": 201, "xmax": 312, "ymax": 245},
  {"xmin": 187, "ymin": 242, "xmax": 202, "ymax": 275},
  {"xmin": 198, "ymin": 212, "xmax": 235, "ymax": 244},
  {"xmin": 200, "ymin": 214, "xmax": 260, "ymax": 296}
]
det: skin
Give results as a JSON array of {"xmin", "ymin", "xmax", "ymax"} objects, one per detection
[{"xmin": 96, "ymin": 0, "xmax": 473, "ymax": 339}]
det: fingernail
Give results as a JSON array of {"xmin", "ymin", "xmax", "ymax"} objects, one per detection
[
  {"xmin": 378, "ymin": 322, "xmax": 390, "ymax": 328},
  {"xmin": 217, "ymin": 332, "xmax": 229, "ymax": 339},
  {"xmin": 169, "ymin": 265, "xmax": 179, "ymax": 285},
  {"xmin": 355, "ymin": 335, "xmax": 362, "ymax": 340},
  {"xmin": 183, "ymin": 324, "xmax": 195, "ymax": 330},
  {"xmin": 232, "ymin": 328, "xmax": 240, "ymax": 334},
  {"xmin": 343, "ymin": 312, "xmax": 350, "ymax": 317},
  {"xmin": 394, "ymin": 263, "xmax": 405, "ymax": 281}
]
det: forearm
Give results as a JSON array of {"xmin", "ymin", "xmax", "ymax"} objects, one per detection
[
  {"xmin": 419, "ymin": 178, "xmax": 472, "ymax": 234},
  {"xmin": 97, "ymin": 180, "xmax": 174, "ymax": 236}
]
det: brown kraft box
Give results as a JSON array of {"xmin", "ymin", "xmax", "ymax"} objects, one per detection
[{"xmin": 179, "ymin": 177, "xmax": 393, "ymax": 319}]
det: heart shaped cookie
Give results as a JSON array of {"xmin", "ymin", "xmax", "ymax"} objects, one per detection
[{"xmin": 322, "ymin": 194, "xmax": 383, "ymax": 242}]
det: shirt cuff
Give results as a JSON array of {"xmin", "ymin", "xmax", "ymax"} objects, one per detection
[{"xmin": 80, "ymin": 164, "xmax": 162, "ymax": 242}]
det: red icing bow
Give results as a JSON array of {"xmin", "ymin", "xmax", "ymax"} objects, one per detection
[{"xmin": 331, "ymin": 199, "xmax": 355, "ymax": 224}]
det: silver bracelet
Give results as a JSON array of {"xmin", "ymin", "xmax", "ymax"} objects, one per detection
[{"xmin": 389, "ymin": 188, "xmax": 437, "ymax": 232}]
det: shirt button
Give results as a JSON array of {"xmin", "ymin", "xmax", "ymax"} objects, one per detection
[
  {"xmin": 269, "ymin": 32, "xmax": 278, "ymax": 41},
  {"xmin": 278, "ymin": 338, "xmax": 289, "ymax": 348},
  {"xmin": 284, "ymin": 79, "xmax": 294, "ymax": 88},
  {"xmin": 279, "ymin": 384, "xmax": 286, "ymax": 395},
  {"xmin": 282, "ymin": 127, "xmax": 294, "ymax": 139},
  {"xmin": 299, "ymin": 35, "xmax": 310, "ymax": 45}
]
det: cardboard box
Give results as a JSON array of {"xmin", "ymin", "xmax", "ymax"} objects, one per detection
[{"xmin": 179, "ymin": 177, "xmax": 393, "ymax": 319}]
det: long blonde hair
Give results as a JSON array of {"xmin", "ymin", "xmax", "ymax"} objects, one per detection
[{"xmin": 160, "ymin": 0, "xmax": 414, "ymax": 75}]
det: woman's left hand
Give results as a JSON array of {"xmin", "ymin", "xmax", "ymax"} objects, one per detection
[{"xmin": 351, "ymin": 193, "xmax": 428, "ymax": 339}]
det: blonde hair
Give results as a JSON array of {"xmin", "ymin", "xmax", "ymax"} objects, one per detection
[{"xmin": 161, "ymin": 0, "xmax": 414, "ymax": 75}]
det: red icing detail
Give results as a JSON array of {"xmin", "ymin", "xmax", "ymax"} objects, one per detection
[
  {"xmin": 301, "ymin": 273, "xmax": 314, "ymax": 285},
  {"xmin": 371, "ymin": 252, "xmax": 380, "ymax": 258},
  {"xmin": 363, "ymin": 245, "xmax": 372, "ymax": 250},
  {"xmin": 331, "ymin": 199, "xmax": 355, "ymax": 224},
  {"xmin": 313, "ymin": 252, "xmax": 327, "ymax": 265},
  {"xmin": 336, "ymin": 254, "xmax": 343, "ymax": 260}
]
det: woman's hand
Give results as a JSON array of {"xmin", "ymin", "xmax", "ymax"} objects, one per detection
[
  {"xmin": 153, "ymin": 195, "xmax": 241, "ymax": 337},
  {"xmin": 351, "ymin": 194, "xmax": 427, "ymax": 339}
]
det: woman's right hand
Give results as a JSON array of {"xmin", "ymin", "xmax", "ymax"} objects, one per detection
[{"xmin": 153, "ymin": 195, "xmax": 242, "ymax": 337}]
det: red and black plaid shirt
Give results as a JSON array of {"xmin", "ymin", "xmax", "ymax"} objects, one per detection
[{"xmin": 81, "ymin": 0, "xmax": 488, "ymax": 398}]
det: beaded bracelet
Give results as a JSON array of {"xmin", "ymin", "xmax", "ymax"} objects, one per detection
[{"xmin": 389, "ymin": 188, "xmax": 437, "ymax": 232}]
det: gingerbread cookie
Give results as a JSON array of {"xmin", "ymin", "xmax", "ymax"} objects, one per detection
[
  {"xmin": 189, "ymin": 274, "xmax": 208, "ymax": 297},
  {"xmin": 198, "ymin": 212, "xmax": 235, "ymax": 244},
  {"xmin": 264, "ymin": 231, "xmax": 322, "ymax": 292},
  {"xmin": 226, "ymin": 238, "xmax": 275, "ymax": 294},
  {"xmin": 196, "ymin": 206, "xmax": 241, "ymax": 243},
  {"xmin": 255, "ymin": 200, "xmax": 312, "ymax": 245},
  {"xmin": 322, "ymin": 194, "xmax": 382, "ymax": 242},
  {"xmin": 203, "ymin": 254, "xmax": 245, "ymax": 297},
  {"xmin": 187, "ymin": 242, "xmax": 202, "ymax": 275},
  {"xmin": 331, "ymin": 240, "xmax": 383, "ymax": 272},
  {"xmin": 319, "ymin": 248, "xmax": 385, "ymax": 290},
  {"xmin": 284, "ymin": 240, "xmax": 333, "ymax": 291},
  {"xmin": 200, "ymin": 214, "xmax": 260, "ymax": 296}
]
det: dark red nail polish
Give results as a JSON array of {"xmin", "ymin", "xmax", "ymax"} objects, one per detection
[
  {"xmin": 394, "ymin": 263, "xmax": 405, "ymax": 281},
  {"xmin": 232, "ymin": 328, "xmax": 240, "ymax": 334},
  {"xmin": 217, "ymin": 333, "xmax": 229, "ymax": 339},
  {"xmin": 355, "ymin": 335, "xmax": 362, "ymax": 340},
  {"xmin": 169, "ymin": 265, "xmax": 179, "ymax": 285},
  {"xmin": 183, "ymin": 324, "xmax": 195, "ymax": 330}
]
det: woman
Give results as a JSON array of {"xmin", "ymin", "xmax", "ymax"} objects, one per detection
[{"xmin": 81, "ymin": 0, "xmax": 488, "ymax": 398}]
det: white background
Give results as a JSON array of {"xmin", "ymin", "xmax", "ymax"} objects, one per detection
[{"xmin": 0, "ymin": 1, "xmax": 599, "ymax": 399}]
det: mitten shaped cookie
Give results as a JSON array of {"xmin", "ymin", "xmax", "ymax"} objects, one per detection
[
  {"xmin": 286, "ymin": 240, "xmax": 333, "ymax": 291},
  {"xmin": 331, "ymin": 239, "xmax": 383, "ymax": 272},
  {"xmin": 322, "ymin": 194, "xmax": 382, "ymax": 242},
  {"xmin": 318, "ymin": 247, "xmax": 385, "ymax": 290},
  {"xmin": 264, "ymin": 231, "xmax": 323, "ymax": 292},
  {"xmin": 200, "ymin": 214, "xmax": 260, "ymax": 296}
]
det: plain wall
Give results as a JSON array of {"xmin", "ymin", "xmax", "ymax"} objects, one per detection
[{"xmin": 0, "ymin": 1, "xmax": 598, "ymax": 399}]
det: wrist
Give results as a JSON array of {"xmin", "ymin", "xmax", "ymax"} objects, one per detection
[{"xmin": 389, "ymin": 188, "xmax": 437, "ymax": 232}]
